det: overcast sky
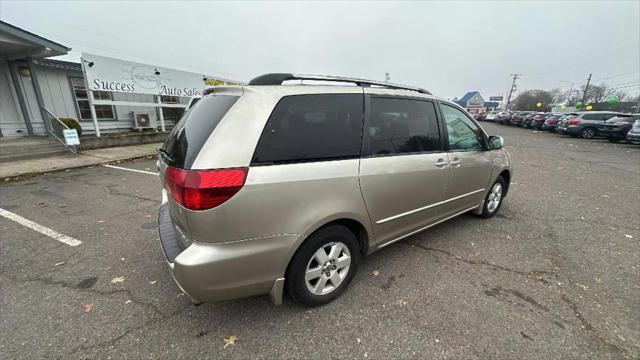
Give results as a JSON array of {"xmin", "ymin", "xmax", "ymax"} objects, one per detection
[{"xmin": 1, "ymin": 1, "xmax": 639, "ymax": 100}]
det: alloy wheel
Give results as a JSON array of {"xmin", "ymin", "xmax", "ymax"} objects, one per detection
[
  {"xmin": 487, "ymin": 183, "xmax": 503, "ymax": 213},
  {"xmin": 582, "ymin": 128, "xmax": 595, "ymax": 139},
  {"xmin": 305, "ymin": 242, "xmax": 351, "ymax": 295}
]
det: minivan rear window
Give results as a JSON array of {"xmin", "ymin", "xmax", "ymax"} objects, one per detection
[
  {"xmin": 252, "ymin": 94, "xmax": 363, "ymax": 164},
  {"xmin": 160, "ymin": 95, "xmax": 239, "ymax": 168}
]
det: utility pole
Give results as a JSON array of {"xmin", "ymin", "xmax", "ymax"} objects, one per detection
[
  {"xmin": 384, "ymin": 72, "xmax": 390, "ymax": 83},
  {"xmin": 505, "ymin": 73, "xmax": 521, "ymax": 110},
  {"xmin": 580, "ymin": 73, "xmax": 592, "ymax": 104}
]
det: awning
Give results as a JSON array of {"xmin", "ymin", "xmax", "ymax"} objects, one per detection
[{"xmin": 0, "ymin": 20, "xmax": 70, "ymax": 60}]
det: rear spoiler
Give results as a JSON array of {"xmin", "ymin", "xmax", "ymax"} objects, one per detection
[{"xmin": 202, "ymin": 86, "xmax": 244, "ymax": 97}]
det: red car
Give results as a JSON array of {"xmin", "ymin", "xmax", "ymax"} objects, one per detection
[
  {"xmin": 542, "ymin": 115, "xmax": 561, "ymax": 132},
  {"xmin": 521, "ymin": 113, "xmax": 539, "ymax": 128},
  {"xmin": 496, "ymin": 112, "xmax": 513, "ymax": 125},
  {"xmin": 530, "ymin": 113, "xmax": 547, "ymax": 129},
  {"xmin": 510, "ymin": 112, "xmax": 529, "ymax": 126},
  {"xmin": 475, "ymin": 112, "xmax": 487, "ymax": 121}
]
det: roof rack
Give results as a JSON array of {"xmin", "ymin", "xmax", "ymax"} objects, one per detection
[{"xmin": 247, "ymin": 73, "xmax": 431, "ymax": 95}]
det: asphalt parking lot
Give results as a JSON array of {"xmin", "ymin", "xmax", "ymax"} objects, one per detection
[{"xmin": 1, "ymin": 123, "xmax": 638, "ymax": 359}]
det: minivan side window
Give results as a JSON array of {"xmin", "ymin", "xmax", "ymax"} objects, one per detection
[
  {"xmin": 252, "ymin": 94, "xmax": 363, "ymax": 164},
  {"xmin": 441, "ymin": 103, "xmax": 484, "ymax": 151},
  {"xmin": 367, "ymin": 98, "xmax": 440, "ymax": 156}
]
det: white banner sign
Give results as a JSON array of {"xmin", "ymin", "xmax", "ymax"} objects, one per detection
[{"xmin": 82, "ymin": 53, "xmax": 239, "ymax": 96}]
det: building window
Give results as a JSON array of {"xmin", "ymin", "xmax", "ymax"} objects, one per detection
[
  {"xmin": 160, "ymin": 95, "xmax": 184, "ymax": 123},
  {"xmin": 70, "ymin": 78, "xmax": 116, "ymax": 121}
]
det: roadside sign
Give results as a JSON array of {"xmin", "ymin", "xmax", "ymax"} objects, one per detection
[
  {"xmin": 63, "ymin": 129, "xmax": 80, "ymax": 145},
  {"xmin": 82, "ymin": 52, "xmax": 239, "ymax": 97},
  {"xmin": 489, "ymin": 96, "xmax": 504, "ymax": 101}
]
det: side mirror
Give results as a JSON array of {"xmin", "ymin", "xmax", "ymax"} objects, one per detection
[{"xmin": 488, "ymin": 136, "xmax": 504, "ymax": 150}]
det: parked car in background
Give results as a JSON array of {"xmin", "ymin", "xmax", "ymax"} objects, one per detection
[
  {"xmin": 555, "ymin": 113, "xmax": 580, "ymax": 134},
  {"xmin": 510, "ymin": 111, "xmax": 530, "ymax": 126},
  {"xmin": 559, "ymin": 111, "xmax": 621, "ymax": 138},
  {"xmin": 542, "ymin": 114, "xmax": 562, "ymax": 132},
  {"xmin": 521, "ymin": 112, "xmax": 539, "ymax": 128},
  {"xmin": 496, "ymin": 111, "xmax": 512, "ymax": 125},
  {"xmin": 485, "ymin": 111, "xmax": 499, "ymax": 122},
  {"xmin": 157, "ymin": 73, "xmax": 512, "ymax": 307},
  {"xmin": 597, "ymin": 114, "xmax": 640, "ymax": 142},
  {"xmin": 530, "ymin": 113, "xmax": 548, "ymax": 129},
  {"xmin": 626, "ymin": 119, "xmax": 640, "ymax": 144},
  {"xmin": 475, "ymin": 112, "xmax": 487, "ymax": 121}
]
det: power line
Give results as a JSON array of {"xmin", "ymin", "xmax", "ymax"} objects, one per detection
[
  {"xmin": 525, "ymin": 35, "xmax": 640, "ymax": 79},
  {"xmin": 606, "ymin": 80, "xmax": 640, "ymax": 88},
  {"xmin": 606, "ymin": 82, "xmax": 640, "ymax": 90},
  {"xmin": 592, "ymin": 70, "xmax": 640, "ymax": 82}
]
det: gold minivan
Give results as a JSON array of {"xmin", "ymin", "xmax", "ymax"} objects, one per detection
[{"xmin": 158, "ymin": 73, "xmax": 511, "ymax": 307}]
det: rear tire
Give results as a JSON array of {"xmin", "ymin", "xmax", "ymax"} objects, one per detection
[
  {"xmin": 479, "ymin": 177, "xmax": 506, "ymax": 218},
  {"xmin": 286, "ymin": 225, "xmax": 360, "ymax": 307}
]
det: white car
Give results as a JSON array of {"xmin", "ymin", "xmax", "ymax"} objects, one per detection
[{"xmin": 485, "ymin": 112, "xmax": 498, "ymax": 121}]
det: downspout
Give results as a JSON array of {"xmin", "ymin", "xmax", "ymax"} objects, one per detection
[
  {"xmin": 25, "ymin": 57, "xmax": 52, "ymax": 135},
  {"xmin": 8, "ymin": 60, "xmax": 34, "ymax": 136}
]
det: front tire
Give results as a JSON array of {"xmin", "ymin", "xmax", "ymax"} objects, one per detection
[
  {"xmin": 479, "ymin": 177, "xmax": 506, "ymax": 218},
  {"xmin": 580, "ymin": 128, "xmax": 595, "ymax": 139},
  {"xmin": 286, "ymin": 225, "xmax": 360, "ymax": 307}
]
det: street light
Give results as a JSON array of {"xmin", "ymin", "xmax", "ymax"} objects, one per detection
[{"xmin": 560, "ymin": 80, "xmax": 574, "ymax": 105}]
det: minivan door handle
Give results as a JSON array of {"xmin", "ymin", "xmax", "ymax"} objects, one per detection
[
  {"xmin": 434, "ymin": 159, "xmax": 449, "ymax": 168},
  {"xmin": 450, "ymin": 158, "xmax": 462, "ymax": 167}
]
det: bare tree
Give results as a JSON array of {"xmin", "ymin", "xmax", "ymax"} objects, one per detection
[
  {"xmin": 514, "ymin": 89, "xmax": 555, "ymax": 111},
  {"xmin": 608, "ymin": 89, "xmax": 629, "ymax": 102},
  {"xmin": 548, "ymin": 88, "xmax": 565, "ymax": 104},
  {"xmin": 581, "ymin": 83, "xmax": 608, "ymax": 104}
]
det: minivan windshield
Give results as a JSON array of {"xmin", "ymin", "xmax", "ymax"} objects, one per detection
[{"xmin": 160, "ymin": 95, "xmax": 239, "ymax": 168}]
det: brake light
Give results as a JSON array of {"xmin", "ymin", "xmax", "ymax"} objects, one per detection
[
  {"xmin": 165, "ymin": 167, "xmax": 248, "ymax": 210},
  {"xmin": 567, "ymin": 118, "xmax": 581, "ymax": 125}
]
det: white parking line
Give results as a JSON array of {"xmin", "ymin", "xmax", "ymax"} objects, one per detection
[
  {"xmin": 103, "ymin": 164, "xmax": 158, "ymax": 176},
  {"xmin": 0, "ymin": 208, "xmax": 82, "ymax": 247}
]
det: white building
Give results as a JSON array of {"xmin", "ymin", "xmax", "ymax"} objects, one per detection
[{"xmin": 0, "ymin": 20, "xmax": 189, "ymax": 138}]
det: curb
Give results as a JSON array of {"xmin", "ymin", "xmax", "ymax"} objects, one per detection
[{"xmin": 1, "ymin": 154, "xmax": 157, "ymax": 185}]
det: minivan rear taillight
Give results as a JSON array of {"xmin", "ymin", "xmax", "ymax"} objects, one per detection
[
  {"xmin": 165, "ymin": 167, "xmax": 248, "ymax": 210},
  {"xmin": 567, "ymin": 118, "xmax": 581, "ymax": 125}
]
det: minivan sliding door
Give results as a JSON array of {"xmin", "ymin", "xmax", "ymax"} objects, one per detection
[{"xmin": 359, "ymin": 95, "xmax": 449, "ymax": 247}]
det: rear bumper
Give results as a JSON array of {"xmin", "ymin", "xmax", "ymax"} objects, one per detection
[
  {"xmin": 565, "ymin": 126, "xmax": 583, "ymax": 136},
  {"xmin": 158, "ymin": 202, "xmax": 298, "ymax": 304}
]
